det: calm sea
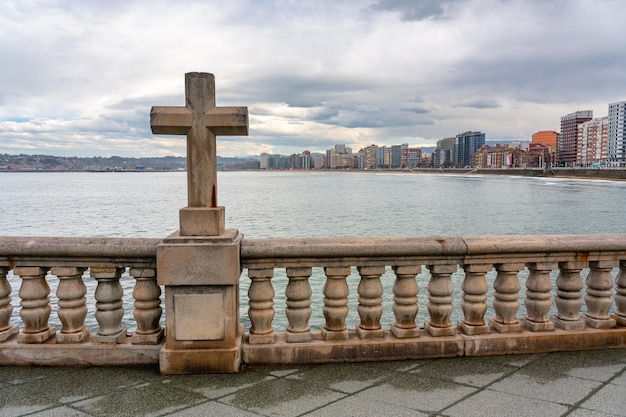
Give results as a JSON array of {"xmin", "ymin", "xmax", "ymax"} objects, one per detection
[
  {"xmin": 2, "ymin": 171, "xmax": 625, "ymax": 238},
  {"xmin": 2, "ymin": 171, "xmax": 625, "ymax": 332}
]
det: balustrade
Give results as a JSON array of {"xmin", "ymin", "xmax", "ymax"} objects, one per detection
[
  {"xmin": 92, "ymin": 267, "xmax": 127, "ymax": 343},
  {"xmin": 521, "ymin": 262, "xmax": 556, "ymax": 331},
  {"xmin": 489, "ymin": 263, "xmax": 524, "ymax": 333},
  {"xmin": 583, "ymin": 260, "xmax": 617, "ymax": 329},
  {"xmin": 322, "ymin": 266, "xmax": 350, "ymax": 340},
  {"xmin": 390, "ymin": 265, "xmax": 420, "ymax": 338},
  {"xmin": 130, "ymin": 267, "xmax": 164, "ymax": 344},
  {"xmin": 53, "ymin": 267, "xmax": 89, "ymax": 343},
  {"xmin": 425, "ymin": 264, "xmax": 456, "ymax": 336},
  {"xmin": 552, "ymin": 261, "xmax": 586, "ymax": 330},
  {"xmin": 247, "ymin": 268, "xmax": 275, "ymax": 344},
  {"xmin": 356, "ymin": 266, "xmax": 385, "ymax": 339},
  {"xmin": 16, "ymin": 267, "xmax": 56, "ymax": 343},
  {"xmin": 285, "ymin": 267, "xmax": 312, "ymax": 342},
  {"xmin": 0, "ymin": 266, "xmax": 17, "ymax": 342},
  {"xmin": 613, "ymin": 260, "xmax": 626, "ymax": 326},
  {"xmin": 3, "ymin": 234, "xmax": 626, "ymax": 368},
  {"xmin": 458, "ymin": 264, "xmax": 491, "ymax": 335}
]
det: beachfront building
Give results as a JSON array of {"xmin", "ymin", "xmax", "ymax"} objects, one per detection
[
  {"xmin": 577, "ymin": 117, "xmax": 608, "ymax": 167},
  {"xmin": 532, "ymin": 130, "xmax": 559, "ymax": 148},
  {"xmin": 454, "ymin": 131, "xmax": 485, "ymax": 168},
  {"xmin": 608, "ymin": 100, "xmax": 626, "ymax": 167},
  {"xmin": 559, "ymin": 110, "xmax": 593, "ymax": 167}
]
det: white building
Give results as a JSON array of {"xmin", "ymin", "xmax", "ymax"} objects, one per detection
[
  {"xmin": 577, "ymin": 117, "xmax": 608, "ymax": 167},
  {"xmin": 608, "ymin": 101, "xmax": 626, "ymax": 167}
]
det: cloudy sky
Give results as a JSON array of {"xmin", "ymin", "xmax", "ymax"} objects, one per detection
[{"xmin": 1, "ymin": 0, "xmax": 625, "ymax": 158}]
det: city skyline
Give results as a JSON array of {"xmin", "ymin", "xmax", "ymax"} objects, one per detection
[{"xmin": 1, "ymin": 1, "xmax": 626, "ymax": 158}]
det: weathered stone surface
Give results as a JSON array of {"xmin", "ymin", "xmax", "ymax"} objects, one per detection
[
  {"xmin": 0, "ymin": 336, "xmax": 161, "ymax": 366},
  {"xmin": 242, "ymin": 330, "xmax": 463, "ymax": 364},
  {"xmin": 174, "ymin": 293, "xmax": 224, "ymax": 341},
  {"xmin": 159, "ymin": 324, "xmax": 243, "ymax": 374},
  {"xmin": 179, "ymin": 206, "xmax": 225, "ymax": 236},
  {"xmin": 157, "ymin": 230, "xmax": 242, "ymax": 286}
]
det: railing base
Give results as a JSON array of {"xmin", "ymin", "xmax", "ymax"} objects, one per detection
[
  {"xmin": 242, "ymin": 330, "xmax": 463, "ymax": 365},
  {"xmin": 243, "ymin": 327, "xmax": 626, "ymax": 365},
  {"xmin": 0, "ymin": 336, "xmax": 161, "ymax": 366}
]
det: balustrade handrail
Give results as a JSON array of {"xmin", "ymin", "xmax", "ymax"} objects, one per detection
[
  {"xmin": 0, "ymin": 236, "xmax": 160, "ymax": 268},
  {"xmin": 241, "ymin": 233, "xmax": 626, "ymax": 267}
]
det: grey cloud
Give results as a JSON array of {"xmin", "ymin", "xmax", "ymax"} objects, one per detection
[
  {"xmin": 452, "ymin": 99, "xmax": 501, "ymax": 109},
  {"xmin": 368, "ymin": 0, "xmax": 463, "ymax": 21}
]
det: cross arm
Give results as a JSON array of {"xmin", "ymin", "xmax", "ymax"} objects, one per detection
[
  {"xmin": 150, "ymin": 106, "xmax": 193, "ymax": 135},
  {"xmin": 205, "ymin": 107, "xmax": 249, "ymax": 136}
]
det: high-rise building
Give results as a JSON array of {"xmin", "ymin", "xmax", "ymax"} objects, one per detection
[
  {"xmin": 454, "ymin": 131, "xmax": 485, "ymax": 167},
  {"xmin": 608, "ymin": 101, "xmax": 626, "ymax": 167},
  {"xmin": 391, "ymin": 145, "xmax": 402, "ymax": 168},
  {"xmin": 559, "ymin": 110, "xmax": 592, "ymax": 167},
  {"xmin": 577, "ymin": 117, "xmax": 608, "ymax": 167}
]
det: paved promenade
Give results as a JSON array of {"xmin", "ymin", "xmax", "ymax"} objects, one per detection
[{"xmin": 1, "ymin": 348, "xmax": 625, "ymax": 417}]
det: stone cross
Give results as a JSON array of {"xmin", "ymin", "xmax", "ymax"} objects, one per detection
[{"xmin": 150, "ymin": 72, "xmax": 248, "ymax": 208}]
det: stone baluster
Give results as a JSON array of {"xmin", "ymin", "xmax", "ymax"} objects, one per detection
[
  {"xmin": 583, "ymin": 261, "xmax": 616, "ymax": 329},
  {"xmin": 458, "ymin": 264, "xmax": 492, "ymax": 335},
  {"xmin": 356, "ymin": 266, "xmax": 385, "ymax": 339},
  {"xmin": 285, "ymin": 267, "xmax": 312, "ymax": 342},
  {"xmin": 521, "ymin": 262, "xmax": 556, "ymax": 332},
  {"xmin": 391, "ymin": 265, "xmax": 420, "ymax": 338},
  {"xmin": 247, "ymin": 268, "xmax": 275, "ymax": 344},
  {"xmin": 91, "ymin": 267, "xmax": 127, "ymax": 343},
  {"xmin": 0, "ymin": 267, "xmax": 18, "ymax": 342},
  {"xmin": 489, "ymin": 263, "xmax": 524, "ymax": 333},
  {"xmin": 52, "ymin": 267, "xmax": 89, "ymax": 343},
  {"xmin": 322, "ymin": 266, "xmax": 350, "ymax": 341},
  {"xmin": 15, "ymin": 267, "xmax": 56, "ymax": 343},
  {"xmin": 612, "ymin": 260, "xmax": 626, "ymax": 326},
  {"xmin": 129, "ymin": 267, "xmax": 164, "ymax": 344},
  {"xmin": 551, "ymin": 261, "xmax": 586, "ymax": 330},
  {"xmin": 425, "ymin": 264, "xmax": 456, "ymax": 336}
]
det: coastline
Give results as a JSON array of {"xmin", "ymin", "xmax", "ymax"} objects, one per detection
[{"xmin": 3, "ymin": 167, "xmax": 626, "ymax": 182}]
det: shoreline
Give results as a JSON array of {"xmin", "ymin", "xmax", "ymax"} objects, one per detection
[{"xmin": 3, "ymin": 167, "xmax": 626, "ymax": 182}]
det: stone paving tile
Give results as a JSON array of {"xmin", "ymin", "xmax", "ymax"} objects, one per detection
[
  {"xmin": 579, "ymin": 383, "xmax": 626, "ymax": 416},
  {"xmin": 609, "ymin": 371, "xmax": 626, "ymax": 386},
  {"xmin": 0, "ymin": 383, "xmax": 60, "ymax": 417},
  {"xmin": 70, "ymin": 380, "xmax": 208, "ymax": 417},
  {"xmin": 284, "ymin": 361, "xmax": 405, "ymax": 394},
  {"xmin": 0, "ymin": 366, "xmax": 76, "ymax": 385},
  {"xmin": 568, "ymin": 409, "xmax": 622, "ymax": 417},
  {"xmin": 168, "ymin": 400, "xmax": 265, "ymax": 416},
  {"xmin": 161, "ymin": 370, "xmax": 276, "ymax": 399},
  {"xmin": 219, "ymin": 377, "xmax": 347, "ymax": 417},
  {"xmin": 407, "ymin": 356, "xmax": 517, "ymax": 387},
  {"xmin": 356, "ymin": 371, "xmax": 477, "ymax": 414},
  {"xmin": 27, "ymin": 405, "xmax": 92, "ymax": 416},
  {"xmin": 303, "ymin": 393, "xmax": 430, "ymax": 417},
  {"xmin": 474, "ymin": 352, "xmax": 548, "ymax": 368},
  {"xmin": 25, "ymin": 366, "xmax": 161, "ymax": 404},
  {"xmin": 487, "ymin": 371, "xmax": 601, "ymax": 406},
  {"xmin": 440, "ymin": 389, "xmax": 568, "ymax": 417},
  {"xmin": 519, "ymin": 349, "xmax": 626, "ymax": 382}
]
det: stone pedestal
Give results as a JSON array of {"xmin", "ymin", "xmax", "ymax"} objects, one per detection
[{"xmin": 157, "ymin": 229, "xmax": 243, "ymax": 374}]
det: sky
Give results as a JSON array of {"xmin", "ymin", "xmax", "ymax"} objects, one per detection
[{"xmin": 1, "ymin": 0, "xmax": 625, "ymax": 158}]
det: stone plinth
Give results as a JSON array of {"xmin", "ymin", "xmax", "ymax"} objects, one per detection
[{"xmin": 157, "ymin": 230, "xmax": 243, "ymax": 373}]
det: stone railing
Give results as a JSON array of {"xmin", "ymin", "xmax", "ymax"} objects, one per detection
[
  {"xmin": 0, "ymin": 236, "xmax": 163, "ymax": 366},
  {"xmin": 240, "ymin": 234, "xmax": 626, "ymax": 364},
  {"xmin": 2, "ymin": 233, "xmax": 626, "ymax": 370}
]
